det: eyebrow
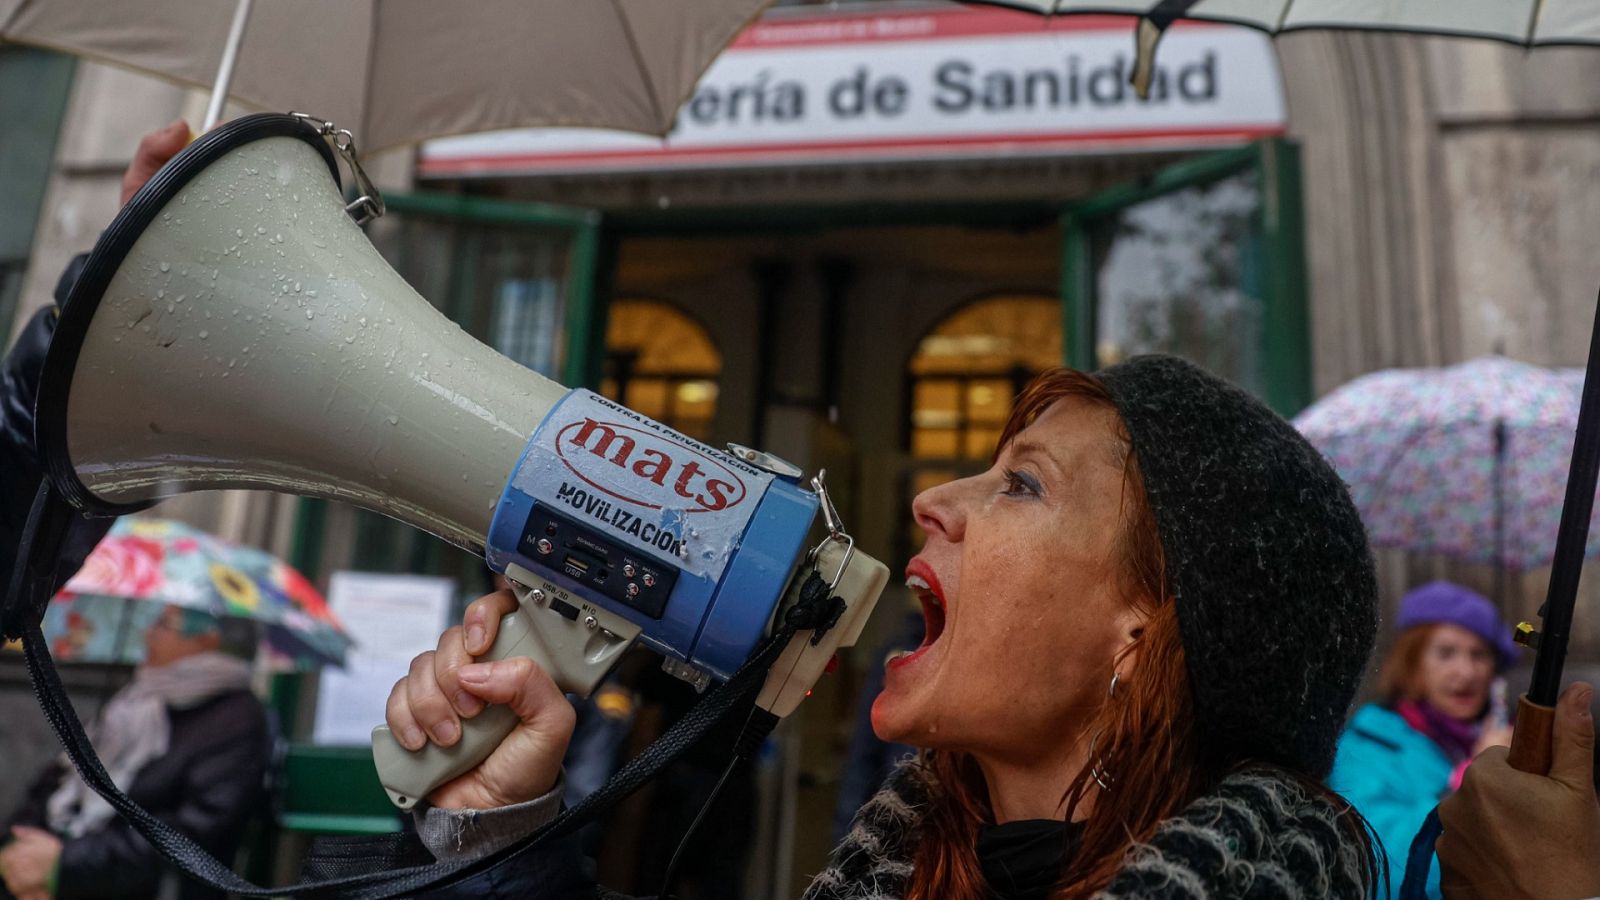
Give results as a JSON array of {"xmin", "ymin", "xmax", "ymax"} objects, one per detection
[
  {"xmin": 1006, "ymin": 439, "xmax": 1068, "ymax": 478},
  {"xmin": 1009, "ymin": 434, "xmax": 1125, "ymax": 476}
]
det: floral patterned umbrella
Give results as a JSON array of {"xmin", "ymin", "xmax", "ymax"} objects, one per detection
[
  {"xmin": 39, "ymin": 518, "xmax": 350, "ymax": 668},
  {"xmin": 1293, "ymin": 356, "xmax": 1589, "ymax": 570}
]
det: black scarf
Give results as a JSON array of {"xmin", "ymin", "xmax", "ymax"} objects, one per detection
[
  {"xmin": 976, "ymin": 819, "xmax": 1082, "ymax": 900},
  {"xmin": 801, "ymin": 760, "xmax": 1369, "ymax": 900}
]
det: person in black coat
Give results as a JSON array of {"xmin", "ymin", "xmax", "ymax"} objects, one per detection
[
  {"xmin": 1, "ymin": 120, "xmax": 269, "ymax": 900},
  {"xmin": 0, "ymin": 605, "xmax": 270, "ymax": 900},
  {"xmin": 0, "ymin": 256, "xmax": 105, "ymax": 598},
  {"xmin": 1, "ymin": 120, "xmax": 189, "ymax": 594}
]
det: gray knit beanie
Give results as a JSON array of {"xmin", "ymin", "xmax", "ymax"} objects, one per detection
[{"xmin": 1096, "ymin": 355, "xmax": 1377, "ymax": 778}]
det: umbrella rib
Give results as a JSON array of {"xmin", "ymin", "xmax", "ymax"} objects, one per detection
[
  {"xmin": 609, "ymin": 0, "xmax": 668, "ymax": 133},
  {"xmin": 357, "ymin": 0, "xmax": 379, "ymax": 145}
]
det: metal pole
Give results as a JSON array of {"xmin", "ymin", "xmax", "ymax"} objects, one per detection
[
  {"xmin": 1527, "ymin": 288, "xmax": 1600, "ymax": 706},
  {"xmin": 203, "ymin": 0, "xmax": 254, "ymax": 131},
  {"xmin": 1494, "ymin": 418, "xmax": 1507, "ymax": 605}
]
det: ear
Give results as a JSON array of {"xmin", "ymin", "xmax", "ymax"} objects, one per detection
[{"xmin": 1111, "ymin": 602, "xmax": 1151, "ymax": 674}]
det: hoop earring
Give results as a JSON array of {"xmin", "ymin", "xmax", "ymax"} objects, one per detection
[
  {"xmin": 1087, "ymin": 730, "xmax": 1113, "ymax": 791},
  {"xmin": 1109, "ymin": 670, "xmax": 1121, "ymax": 698}
]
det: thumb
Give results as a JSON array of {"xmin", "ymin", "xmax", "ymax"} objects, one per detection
[
  {"xmin": 1550, "ymin": 681, "xmax": 1596, "ymax": 791},
  {"xmin": 159, "ymin": 118, "xmax": 191, "ymax": 147}
]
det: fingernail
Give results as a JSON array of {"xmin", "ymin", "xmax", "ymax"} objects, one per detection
[
  {"xmin": 432, "ymin": 720, "xmax": 458, "ymax": 743},
  {"xmin": 467, "ymin": 624, "xmax": 486, "ymax": 652},
  {"xmin": 402, "ymin": 725, "xmax": 425, "ymax": 750},
  {"xmin": 458, "ymin": 662, "xmax": 490, "ymax": 683},
  {"xmin": 454, "ymin": 690, "xmax": 482, "ymax": 714}
]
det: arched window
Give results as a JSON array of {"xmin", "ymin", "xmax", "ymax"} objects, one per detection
[
  {"xmin": 600, "ymin": 299, "xmax": 722, "ymax": 441},
  {"xmin": 907, "ymin": 295, "xmax": 1062, "ymax": 462},
  {"xmin": 901, "ymin": 295, "xmax": 1062, "ymax": 558}
]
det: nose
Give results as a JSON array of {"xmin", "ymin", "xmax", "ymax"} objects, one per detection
[
  {"xmin": 911, "ymin": 474, "xmax": 974, "ymax": 544},
  {"xmin": 1445, "ymin": 653, "xmax": 1481, "ymax": 686}
]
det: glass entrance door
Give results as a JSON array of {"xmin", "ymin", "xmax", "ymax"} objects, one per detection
[{"xmin": 1061, "ymin": 139, "xmax": 1311, "ymax": 415}]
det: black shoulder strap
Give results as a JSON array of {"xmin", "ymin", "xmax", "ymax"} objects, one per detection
[{"xmin": 5, "ymin": 482, "xmax": 806, "ymax": 898}]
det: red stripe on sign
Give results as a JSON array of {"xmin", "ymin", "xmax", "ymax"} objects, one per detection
[
  {"xmin": 731, "ymin": 7, "xmax": 1220, "ymax": 50},
  {"xmin": 417, "ymin": 126, "xmax": 1284, "ymax": 176}
]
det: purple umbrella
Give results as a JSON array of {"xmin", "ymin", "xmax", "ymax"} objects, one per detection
[{"xmin": 1293, "ymin": 356, "xmax": 1590, "ymax": 571}]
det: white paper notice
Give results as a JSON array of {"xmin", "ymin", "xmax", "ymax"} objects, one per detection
[{"xmin": 311, "ymin": 571, "xmax": 456, "ymax": 746}]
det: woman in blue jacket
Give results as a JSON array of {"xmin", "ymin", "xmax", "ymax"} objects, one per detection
[{"xmin": 1330, "ymin": 581, "xmax": 1519, "ymax": 898}]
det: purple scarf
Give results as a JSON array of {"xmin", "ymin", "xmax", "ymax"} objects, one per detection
[{"xmin": 1397, "ymin": 699, "xmax": 1479, "ymax": 763}]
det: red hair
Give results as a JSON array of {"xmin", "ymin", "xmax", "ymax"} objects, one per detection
[
  {"xmin": 902, "ymin": 367, "xmax": 1376, "ymax": 899},
  {"xmin": 1378, "ymin": 624, "xmax": 1440, "ymax": 706}
]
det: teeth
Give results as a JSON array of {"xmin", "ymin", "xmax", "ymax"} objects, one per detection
[
  {"xmin": 885, "ymin": 649, "xmax": 912, "ymax": 667},
  {"xmin": 906, "ymin": 574, "xmax": 930, "ymax": 591}
]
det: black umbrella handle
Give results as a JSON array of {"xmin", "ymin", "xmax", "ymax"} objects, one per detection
[{"xmin": 1510, "ymin": 288, "xmax": 1600, "ymax": 772}]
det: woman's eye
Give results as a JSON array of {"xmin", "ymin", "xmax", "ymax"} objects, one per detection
[{"xmin": 1001, "ymin": 468, "xmax": 1042, "ymax": 497}]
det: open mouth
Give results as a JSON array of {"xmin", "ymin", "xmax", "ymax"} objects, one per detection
[{"xmin": 888, "ymin": 565, "xmax": 945, "ymax": 670}]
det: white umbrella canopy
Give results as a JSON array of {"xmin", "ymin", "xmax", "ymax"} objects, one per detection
[
  {"xmin": 0, "ymin": 0, "xmax": 773, "ymax": 151},
  {"xmin": 973, "ymin": 1, "xmax": 1600, "ymax": 95},
  {"xmin": 984, "ymin": 0, "xmax": 1600, "ymax": 41}
]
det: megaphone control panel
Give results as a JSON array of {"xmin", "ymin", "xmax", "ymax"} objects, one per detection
[
  {"xmin": 487, "ymin": 389, "xmax": 820, "ymax": 684},
  {"xmin": 516, "ymin": 506, "xmax": 679, "ymax": 619}
]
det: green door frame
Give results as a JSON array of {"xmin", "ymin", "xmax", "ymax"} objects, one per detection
[
  {"xmin": 1059, "ymin": 138, "xmax": 1312, "ymax": 416},
  {"xmin": 379, "ymin": 191, "xmax": 611, "ymax": 388},
  {"xmin": 0, "ymin": 48, "xmax": 76, "ymax": 339}
]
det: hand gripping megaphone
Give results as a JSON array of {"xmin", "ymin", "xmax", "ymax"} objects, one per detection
[{"xmin": 34, "ymin": 113, "xmax": 888, "ymax": 810}]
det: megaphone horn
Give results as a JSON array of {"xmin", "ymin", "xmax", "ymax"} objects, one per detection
[
  {"xmin": 38, "ymin": 113, "xmax": 564, "ymax": 552},
  {"xmin": 37, "ymin": 112, "xmax": 887, "ymax": 811}
]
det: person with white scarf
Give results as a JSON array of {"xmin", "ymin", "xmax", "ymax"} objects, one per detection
[{"xmin": 0, "ymin": 604, "xmax": 268, "ymax": 900}]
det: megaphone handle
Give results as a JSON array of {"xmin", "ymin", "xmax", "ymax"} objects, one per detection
[
  {"xmin": 1507, "ymin": 693, "xmax": 1556, "ymax": 774},
  {"xmin": 371, "ymin": 582, "xmax": 642, "ymax": 809},
  {"xmin": 371, "ymin": 609, "xmax": 539, "ymax": 810}
]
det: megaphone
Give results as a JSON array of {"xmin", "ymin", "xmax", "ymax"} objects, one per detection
[{"xmin": 36, "ymin": 112, "xmax": 887, "ymax": 809}]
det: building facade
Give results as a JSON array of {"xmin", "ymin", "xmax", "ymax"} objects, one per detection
[{"xmin": 5, "ymin": 4, "xmax": 1600, "ymax": 894}]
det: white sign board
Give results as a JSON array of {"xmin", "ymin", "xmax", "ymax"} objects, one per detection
[
  {"xmin": 420, "ymin": 8, "xmax": 1285, "ymax": 176},
  {"xmin": 514, "ymin": 390, "xmax": 774, "ymax": 580},
  {"xmin": 311, "ymin": 572, "xmax": 455, "ymax": 746}
]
